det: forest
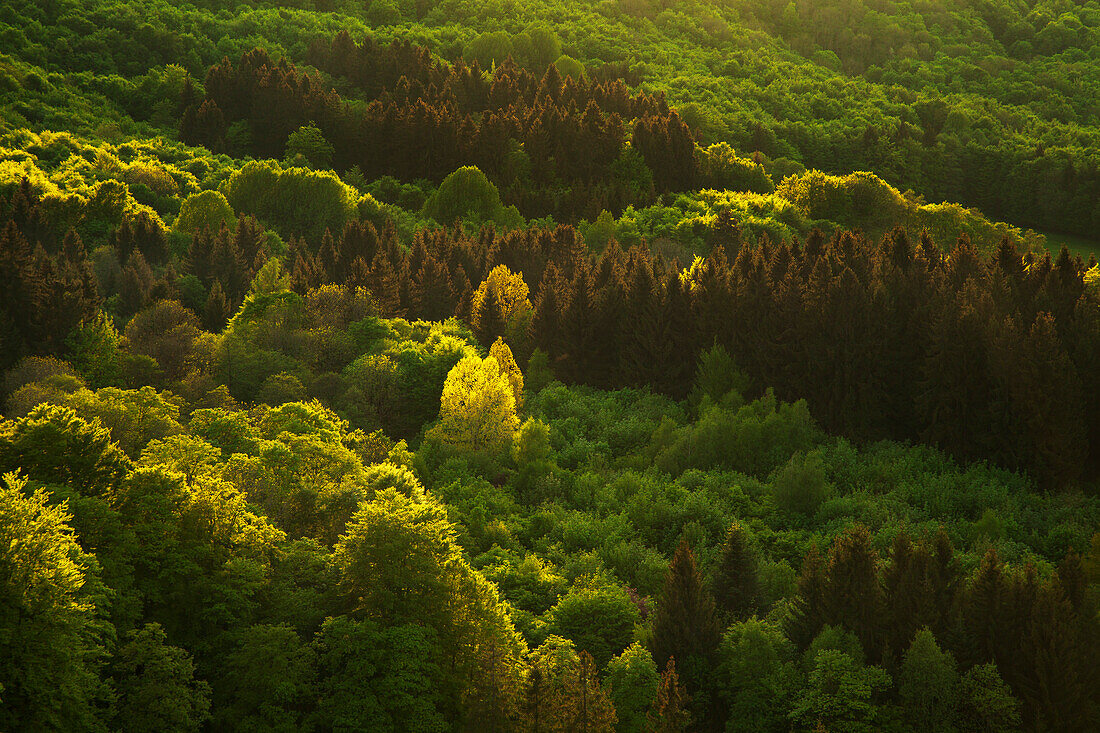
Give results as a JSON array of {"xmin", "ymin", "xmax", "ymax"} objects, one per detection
[{"xmin": 1, "ymin": 0, "xmax": 1099, "ymax": 731}]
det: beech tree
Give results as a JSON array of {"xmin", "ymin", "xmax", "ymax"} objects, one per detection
[
  {"xmin": 0, "ymin": 472, "xmax": 107, "ymax": 731},
  {"xmin": 427, "ymin": 354, "xmax": 520, "ymax": 456}
]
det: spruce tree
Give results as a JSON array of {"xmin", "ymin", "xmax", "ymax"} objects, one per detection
[
  {"xmin": 787, "ymin": 543, "xmax": 829, "ymax": 650},
  {"xmin": 824, "ymin": 524, "xmax": 882, "ymax": 661},
  {"xmin": 650, "ymin": 540, "xmax": 720, "ymax": 728},
  {"xmin": 712, "ymin": 522, "xmax": 758, "ymax": 623},
  {"xmin": 472, "ymin": 283, "xmax": 505, "ymax": 347},
  {"xmin": 203, "ymin": 280, "xmax": 232, "ymax": 333}
]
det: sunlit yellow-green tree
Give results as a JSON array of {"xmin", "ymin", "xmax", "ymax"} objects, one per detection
[
  {"xmin": 489, "ymin": 337, "xmax": 524, "ymax": 410},
  {"xmin": 472, "ymin": 265, "xmax": 533, "ymax": 347},
  {"xmin": 428, "ymin": 354, "xmax": 520, "ymax": 456}
]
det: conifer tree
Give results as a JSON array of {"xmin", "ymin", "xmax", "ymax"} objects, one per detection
[
  {"xmin": 473, "ymin": 283, "xmax": 505, "ymax": 347},
  {"xmin": 712, "ymin": 522, "xmax": 758, "ymax": 623},
  {"xmin": 787, "ymin": 543, "xmax": 829, "ymax": 650},
  {"xmin": 648, "ymin": 658, "xmax": 690, "ymax": 733},
  {"xmin": 203, "ymin": 280, "xmax": 232, "ymax": 333},
  {"xmin": 824, "ymin": 524, "xmax": 882, "ymax": 661},
  {"xmin": 650, "ymin": 540, "xmax": 720, "ymax": 727}
]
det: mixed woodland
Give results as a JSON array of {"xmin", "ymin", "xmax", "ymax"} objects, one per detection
[{"xmin": 1, "ymin": 0, "xmax": 1099, "ymax": 730}]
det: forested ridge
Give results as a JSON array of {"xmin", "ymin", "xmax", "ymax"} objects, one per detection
[{"xmin": 1, "ymin": 0, "xmax": 1099, "ymax": 730}]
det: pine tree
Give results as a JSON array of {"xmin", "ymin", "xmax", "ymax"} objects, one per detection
[
  {"xmin": 712, "ymin": 522, "xmax": 758, "ymax": 623},
  {"xmin": 1021, "ymin": 578, "xmax": 1095, "ymax": 730},
  {"xmin": 529, "ymin": 262, "xmax": 566, "ymax": 360},
  {"xmin": 959, "ymin": 548, "xmax": 1005, "ymax": 668}
]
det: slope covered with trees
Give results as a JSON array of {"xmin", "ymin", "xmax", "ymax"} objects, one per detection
[{"xmin": 1, "ymin": 0, "xmax": 1099, "ymax": 730}]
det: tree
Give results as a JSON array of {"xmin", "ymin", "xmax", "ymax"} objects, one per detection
[
  {"xmin": 770, "ymin": 450, "xmax": 831, "ymax": 516},
  {"xmin": 717, "ymin": 619, "xmax": 796, "ymax": 732},
  {"xmin": 525, "ymin": 636, "xmax": 617, "ymax": 732},
  {"xmin": 214, "ymin": 624, "xmax": 317, "ymax": 732},
  {"xmin": 788, "ymin": 649, "xmax": 891, "ymax": 733},
  {"xmin": 604, "ymin": 642, "xmax": 658, "ymax": 733},
  {"xmin": 648, "ymin": 658, "xmax": 690, "ymax": 733},
  {"xmin": 109, "ymin": 623, "xmax": 212, "ymax": 733},
  {"xmin": 427, "ymin": 354, "xmax": 520, "ymax": 456},
  {"xmin": 712, "ymin": 522, "xmax": 759, "ymax": 623},
  {"xmin": 333, "ymin": 489, "xmax": 527, "ymax": 723},
  {"xmin": 284, "ymin": 123, "xmax": 334, "ymax": 169},
  {"xmin": 421, "ymin": 166, "xmax": 522, "ymax": 228},
  {"xmin": 690, "ymin": 341, "xmax": 749, "ymax": 409},
  {"xmin": 472, "ymin": 265, "xmax": 533, "ymax": 347},
  {"xmin": 174, "ymin": 190, "xmax": 235, "ymax": 235},
  {"xmin": 313, "ymin": 616, "xmax": 447, "ymax": 732},
  {"xmin": 650, "ymin": 540, "xmax": 720, "ymax": 725},
  {"xmin": 0, "ymin": 472, "xmax": 107, "ymax": 731},
  {"xmin": 547, "ymin": 580, "xmax": 640, "ymax": 667},
  {"xmin": 958, "ymin": 663, "xmax": 1021, "ymax": 732},
  {"xmin": 0, "ymin": 404, "xmax": 131, "ymax": 495},
  {"xmin": 823, "ymin": 524, "xmax": 882, "ymax": 660},
  {"xmin": 489, "ymin": 337, "xmax": 524, "ymax": 409},
  {"xmin": 65, "ymin": 311, "xmax": 122, "ymax": 388},
  {"xmin": 512, "ymin": 417, "xmax": 551, "ymax": 466},
  {"xmin": 898, "ymin": 629, "xmax": 959, "ymax": 733}
]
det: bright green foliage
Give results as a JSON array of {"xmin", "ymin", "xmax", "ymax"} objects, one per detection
[
  {"xmin": 718, "ymin": 619, "xmax": 797, "ymax": 732},
  {"xmin": 512, "ymin": 417, "xmax": 552, "ymax": 466},
  {"xmin": 689, "ymin": 342, "xmax": 749, "ymax": 410},
  {"xmin": 427, "ymin": 354, "xmax": 520, "ymax": 456},
  {"xmin": 66, "ymin": 312, "xmax": 122, "ymax": 388},
  {"xmin": 898, "ymin": 629, "xmax": 959, "ymax": 733},
  {"xmin": 220, "ymin": 160, "xmax": 358, "ymax": 241},
  {"xmin": 788, "ymin": 649, "xmax": 891, "ymax": 733},
  {"xmin": 62, "ymin": 386, "xmax": 183, "ymax": 456},
  {"xmin": 553, "ymin": 54, "xmax": 586, "ymax": 80},
  {"xmin": 421, "ymin": 166, "xmax": 522, "ymax": 227},
  {"xmin": 465, "ymin": 32, "xmax": 514, "ymax": 69},
  {"xmin": 604, "ymin": 642, "xmax": 659, "ymax": 733},
  {"xmin": 174, "ymin": 190, "xmax": 234, "ymax": 235},
  {"xmin": 109, "ymin": 622, "xmax": 211, "ymax": 733},
  {"xmin": 481, "ymin": 552, "xmax": 567, "ymax": 615},
  {"xmin": 334, "ymin": 489, "xmax": 527, "ymax": 719},
  {"xmin": 139, "ymin": 434, "xmax": 222, "ymax": 483},
  {"xmin": 365, "ymin": 0, "xmax": 402, "ymax": 27},
  {"xmin": 656, "ymin": 391, "xmax": 822, "ymax": 477},
  {"xmin": 489, "ymin": 337, "xmax": 524, "ymax": 409},
  {"xmin": 284, "ymin": 123, "xmax": 334, "ymax": 169},
  {"xmin": 548, "ymin": 579, "xmax": 640, "ymax": 667},
  {"xmin": 0, "ymin": 404, "xmax": 130, "ymax": 494},
  {"xmin": 697, "ymin": 143, "xmax": 774, "ymax": 193},
  {"xmin": 0, "ymin": 472, "xmax": 107, "ymax": 731}
]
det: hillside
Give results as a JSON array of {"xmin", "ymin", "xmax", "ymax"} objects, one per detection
[{"xmin": 1, "ymin": 0, "xmax": 1099, "ymax": 731}]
